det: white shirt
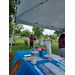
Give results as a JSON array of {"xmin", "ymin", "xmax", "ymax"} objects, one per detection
[{"xmin": 25, "ymin": 37, "xmax": 29, "ymax": 42}]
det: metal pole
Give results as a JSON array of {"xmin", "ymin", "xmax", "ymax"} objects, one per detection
[
  {"xmin": 10, "ymin": 22, "xmax": 15, "ymax": 52},
  {"xmin": 10, "ymin": 0, "xmax": 18, "ymax": 53}
]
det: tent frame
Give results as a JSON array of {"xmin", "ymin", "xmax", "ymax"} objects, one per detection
[{"xmin": 16, "ymin": 0, "xmax": 49, "ymax": 18}]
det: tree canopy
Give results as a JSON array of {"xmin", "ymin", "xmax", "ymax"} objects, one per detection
[
  {"xmin": 9, "ymin": 22, "xmax": 24, "ymax": 35},
  {"xmin": 9, "ymin": 0, "xmax": 25, "ymax": 36},
  {"xmin": 53, "ymin": 31, "xmax": 59, "ymax": 37},
  {"xmin": 9, "ymin": 0, "xmax": 15, "ymax": 23},
  {"xmin": 21, "ymin": 30, "xmax": 31, "ymax": 37},
  {"xmin": 32, "ymin": 27, "xmax": 44, "ymax": 38}
]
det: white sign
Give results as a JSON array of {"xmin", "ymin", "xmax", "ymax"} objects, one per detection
[
  {"xmin": 43, "ymin": 63, "xmax": 65, "ymax": 75},
  {"xmin": 46, "ymin": 42, "xmax": 52, "ymax": 58},
  {"xmin": 40, "ymin": 41, "xmax": 47, "ymax": 45}
]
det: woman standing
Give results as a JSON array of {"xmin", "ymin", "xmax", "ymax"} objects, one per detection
[
  {"xmin": 59, "ymin": 34, "xmax": 65, "ymax": 49},
  {"xmin": 58, "ymin": 34, "xmax": 65, "ymax": 58},
  {"xmin": 29, "ymin": 35, "xmax": 35, "ymax": 49}
]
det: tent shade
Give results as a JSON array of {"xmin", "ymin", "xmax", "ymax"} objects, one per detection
[{"xmin": 15, "ymin": 0, "xmax": 65, "ymax": 31}]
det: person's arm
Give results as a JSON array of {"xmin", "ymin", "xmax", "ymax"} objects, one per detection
[{"xmin": 33, "ymin": 37, "xmax": 35, "ymax": 39}]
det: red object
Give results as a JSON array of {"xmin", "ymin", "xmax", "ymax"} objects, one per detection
[
  {"xmin": 46, "ymin": 57, "xmax": 48, "ymax": 59},
  {"xmin": 9, "ymin": 52, "xmax": 13, "ymax": 63},
  {"xmin": 59, "ymin": 38, "xmax": 65, "ymax": 48},
  {"xmin": 9, "ymin": 60, "xmax": 21, "ymax": 75}
]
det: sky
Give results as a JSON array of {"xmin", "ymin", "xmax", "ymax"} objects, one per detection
[{"xmin": 22, "ymin": 24, "xmax": 55, "ymax": 35}]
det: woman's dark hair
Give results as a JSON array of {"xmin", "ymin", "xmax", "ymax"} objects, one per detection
[
  {"xmin": 31, "ymin": 35, "xmax": 33, "ymax": 36},
  {"xmin": 60, "ymin": 34, "xmax": 65, "ymax": 39}
]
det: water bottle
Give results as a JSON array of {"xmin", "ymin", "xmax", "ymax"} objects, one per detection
[{"xmin": 31, "ymin": 49, "xmax": 38, "ymax": 65}]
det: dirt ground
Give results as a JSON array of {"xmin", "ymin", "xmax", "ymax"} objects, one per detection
[{"xmin": 9, "ymin": 43, "xmax": 19, "ymax": 46}]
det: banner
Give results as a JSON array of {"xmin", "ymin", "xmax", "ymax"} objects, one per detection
[{"xmin": 40, "ymin": 41, "xmax": 47, "ymax": 45}]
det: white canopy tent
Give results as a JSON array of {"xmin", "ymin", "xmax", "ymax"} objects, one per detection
[
  {"xmin": 10, "ymin": 0, "xmax": 65, "ymax": 52},
  {"xmin": 15, "ymin": 0, "xmax": 65, "ymax": 31}
]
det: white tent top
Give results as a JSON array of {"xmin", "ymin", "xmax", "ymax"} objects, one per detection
[{"xmin": 15, "ymin": 0, "xmax": 65, "ymax": 32}]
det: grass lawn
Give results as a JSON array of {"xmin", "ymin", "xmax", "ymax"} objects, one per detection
[{"xmin": 9, "ymin": 37, "xmax": 58, "ymax": 73}]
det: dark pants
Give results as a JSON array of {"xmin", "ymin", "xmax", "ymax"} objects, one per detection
[
  {"xmin": 30, "ymin": 43, "xmax": 33, "ymax": 49},
  {"xmin": 59, "ymin": 46, "xmax": 63, "ymax": 49},
  {"xmin": 25, "ymin": 41, "xmax": 28, "ymax": 47}
]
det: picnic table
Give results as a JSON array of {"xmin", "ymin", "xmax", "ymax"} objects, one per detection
[{"xmin": 11, "ymin": 50, "xmax": 65, "ymax": 75}]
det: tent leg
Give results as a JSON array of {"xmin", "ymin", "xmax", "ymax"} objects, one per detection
[{"xmin": 10, "ymin": 23, "xmax": 15, "ymax": 53}]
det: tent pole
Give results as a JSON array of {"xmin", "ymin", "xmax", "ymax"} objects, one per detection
[
  {"xmin": 10, "ymin": 0, "xmax": 18, "ymax": 53},
  {"xmin": 10, "ymin": 22, "xmax": 15, "ymax": 53}
]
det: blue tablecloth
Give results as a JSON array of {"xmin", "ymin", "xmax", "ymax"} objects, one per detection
[{"xmin": 12, "ymin": 50, "xmax": 65, "ymax": 75}]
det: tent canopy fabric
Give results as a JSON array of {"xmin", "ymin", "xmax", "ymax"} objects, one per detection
[{"xmin": 15, "ymin": 0, "xmax": 65, "ymax": 31}]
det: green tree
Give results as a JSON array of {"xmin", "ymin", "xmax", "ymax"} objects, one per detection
[
  {"xmin": 53, "ymin": 31, "xmax": 59, "ymax": 37},
  {"xmin": 44, "ymin": 34, "xmax": 49, "ymax": 39},
  {"xmin": 14, "ymin": 24, "xmax": 24, "ymax": 35},
  {"xmin": 41, "ymin": 34, "xmax": 44, "ymax": 38},
  {"xmin": 9, "ymin": 22, "xmax": 14, "ymax": 35},
  {"xmin": 21, "ymin": 30, "xmax": 31, "ymax": 37},
  {"xmin": 9, "ymin": 0, "xmax": 15, "ymax": 23},
  {"xmin": 30, "ymin": 32, "xmax": 34, "ymax": 36},
  {"xmin": 32, "ymin": 27, "xmax": 44, "ymax": 38},
  {"xmin": 9, "ymin": 22, "xmax": 24, "ymax": 35},
  {"xmin": 9, "ymin": 0, "xmax": 17, "ymax": 35},
  {"xmin": 50, "ymin": 34, "xmax": 57, "ymax": 39}
]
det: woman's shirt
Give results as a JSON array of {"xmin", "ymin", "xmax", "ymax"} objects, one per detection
[
  {"xmin": 29, "ymin": 36, "xmax": 35, "ymax": 43},
  {"xmin": 59, "ymin": 38, "xmax": 65, "ymax": 48}
]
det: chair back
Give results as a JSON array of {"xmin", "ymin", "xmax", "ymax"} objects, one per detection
[{"xmin": 9, "ymin": 60, "xmax": 21, "ymax": 75}]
